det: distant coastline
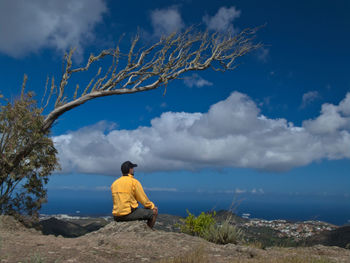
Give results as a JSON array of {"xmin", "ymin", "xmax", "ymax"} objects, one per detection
[{"xmin": 41, "ymin": 191, "xmax": 350, "ymax": 226}]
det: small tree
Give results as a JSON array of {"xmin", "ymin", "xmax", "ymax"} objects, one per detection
[{"xmin": 0, "ymin": 88, "xmax": 59, "ymax": 221}]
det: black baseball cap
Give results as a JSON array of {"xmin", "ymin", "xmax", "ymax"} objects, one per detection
[{"xmin": 121, "ymin": 161, "xmax": 138, "ymax": 174}]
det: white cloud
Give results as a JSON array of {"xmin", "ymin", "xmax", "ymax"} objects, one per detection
[
  {"xmin": 95, "ymin": 186, "xmax": 110, "ymax": 191},
  {"xmin": 195, "ymin": 188, "xmax": 264, "ymax": 195},
  {"xmin": 235, "ymin": 188, "xmax": 246, "ymax": 194},
  {"xmin": 300, "ymin": 91, "xmax": 320, "ymax": 108},
  {"xmin": 338, "ymin": 92, "xmax": 350, "ymax": 115},
  {"xmin": 150, "ymin": 6, "xmax": 184, "ymax": 37},
  {"xmin": 0, "ymin": 0, "xmax": 107, "ymax": 58},
  {"xmin": 53, "ymin": 92, "xmax": 350, "ymax": 174},
  {"xmin": 62, "ymin": 186, "xmax": 178, "ymax": 192},
  {"xmin": 183, "ymin": 73, "xmax": 213, "ymax": 88},
  {"xmin": 303, "ymin": 93, "xmax": 350, "ymax": 136},
  {"xmin": 257, "ymin": 47, "xmax": 270, "ymax": 62},
  {"xmin": 203, "ymin": 6, "xmax": 241, "ymax": 33},
  {"xmin": 251, "ymin": 188, "xmax": 264, "ymax": 194},
  {"xmin": 144, "ymin": 187, "xmax": 178, "ymax": 192}
]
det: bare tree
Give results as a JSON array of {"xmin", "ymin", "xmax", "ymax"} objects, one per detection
[{"xmin": 42, "ymin": 27, "xmax": 261, "ymax": 131}]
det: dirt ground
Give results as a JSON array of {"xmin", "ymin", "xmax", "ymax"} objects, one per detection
[{"xmin": 1, "ymin": 216, "xmax": 350, "ymax": 263}]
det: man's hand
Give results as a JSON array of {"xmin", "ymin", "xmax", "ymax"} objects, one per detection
[{"xmin": 153, "ymin": 207, "xmax": 158, "ymax": 215}]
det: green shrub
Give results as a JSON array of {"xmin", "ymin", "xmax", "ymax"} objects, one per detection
[
  {"xmin": 178, "ymin": 210, "xmax": 216, "ymax": 237},
  {"xmin": 178, "ymin": 210, "xmax": 245, "ymax": 245},
  {"xmin": 202, "ymin": 220, "xmax": 244, "ymax": 245}
]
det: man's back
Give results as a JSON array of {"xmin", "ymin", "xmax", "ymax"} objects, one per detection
[
  {"xmin": 111, "ymin": 174, "xmax": 154, "ymax": 217},
  {"xmin": 111, "ymin": 175, "xmax": 135, "ymax": 216}
]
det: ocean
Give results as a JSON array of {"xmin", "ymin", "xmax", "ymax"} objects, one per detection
[{"xmin": 41, "ymin": 190, "xmax": 350, "ymax": 226}]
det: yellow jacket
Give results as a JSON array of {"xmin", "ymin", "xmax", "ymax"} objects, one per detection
[{"xmin": 111, "ymin": 174, "xmax": 155, "ymax": 216}]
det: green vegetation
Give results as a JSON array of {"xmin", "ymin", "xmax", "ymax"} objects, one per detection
[
  {"xmin": 177, "ymin": 209, "xmax": 305, "ymax": 248},
  {"xmin": 178, "ymin": 210, "xmax": 216, "ymax": 237},
  {"xmin": 243, "ymin": 226, "xmax": 298, "ymax": 248},
  {"xmin": 178, "ymin": 210, "xmax": 245, "ymax": 245},
  {"xmin": 203, "ymin": 220, "xmax": 244, "ymax": 245},
  {"xmin": 0, "ymin": 91, "xmax": 59, "ymax": 222}
]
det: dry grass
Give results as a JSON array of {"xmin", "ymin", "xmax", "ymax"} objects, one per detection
[
  {"xmin": 203, "ymin": 220, "xmax": 244, "ymax": 245},
  {"xmin": 157, "ymin": 245, "xmax": 336, "ymax": 263},
  {"xmin": 244, "ymin": 240, "xmax": 266, "ymax": 250},
  {"xmin": 157, "ymin": 246, "xmax": 209, "ymax": 263},
  {"xmin": 230, "ymin": 254, "xmax": 335, "ymax": 263}
]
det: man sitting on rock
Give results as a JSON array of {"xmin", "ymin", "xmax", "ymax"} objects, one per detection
[{"xmin": 111, "ymin": 161, "xmax": 158, "ymax": 228}]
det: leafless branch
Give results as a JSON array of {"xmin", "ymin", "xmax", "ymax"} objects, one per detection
[
  {"xmin": 42, "ymin": 27, "xmax": 262, "ymax": 131},
  {"xmin": 20, "ymin": 74, "xmax": 28, "ymax": 100}
]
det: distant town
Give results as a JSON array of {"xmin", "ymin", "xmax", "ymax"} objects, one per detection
[{"xmin": 239, "ymin": 216, "xmax": 337, "ymax": 240}]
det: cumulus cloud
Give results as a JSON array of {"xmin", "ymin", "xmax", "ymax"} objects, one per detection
[
  {"xmin": 300, "ymin": 91, "xmax": 320, "ymax": 108},
  {"xmin": 203, "ymin": 6, "xmax": 241, "ymax": 33},
  {"xmin": 53, "ymin": 92, "xmax": 350, "ymax": 174},
  {"xmin": 303, "ymin": 93, "xmax": 350, "ymax": 136},
  {"xmin": 150, "ymin": 6, "xmax": 184, "ymax": 37},
  {"xmin": 183, "ymin": 73, "xmax": 213, "ymax": 88},
  {"xmin": 0, "ymin": 0, "xmax": 107, "ymax": 58}
]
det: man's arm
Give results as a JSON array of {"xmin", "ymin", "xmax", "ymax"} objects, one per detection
[{"xmin": 134, "ymin": 179, "xmax": 155, "ymax": 209}]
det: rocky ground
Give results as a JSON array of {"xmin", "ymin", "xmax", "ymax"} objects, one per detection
[
  {"xmin": 1, "ymin": 215, "xmax": 350, "ymax": 263},
  {"xmin": 35, "ymin": 214, "xmax": 183, "ymax": 238}
]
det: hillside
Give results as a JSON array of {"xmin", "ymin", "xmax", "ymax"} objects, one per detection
[
  {"xmin": 35, "ymin": 211, "xmax": 350, "ymax": 248},
  {"xmin": 304, "ymin": 226, "xmax": 350, "ymax": 248},
  {"xmin": 1, "ymin": 215, "xmax": 350, "ymax": 263}
]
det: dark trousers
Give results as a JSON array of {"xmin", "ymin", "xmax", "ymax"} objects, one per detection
[{"xmin": 114, "ymin": 207, "xmax": 153, "ymax": 222}]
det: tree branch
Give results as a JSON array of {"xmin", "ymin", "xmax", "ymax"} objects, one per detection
[{"xmin": 42, "ymin": 27, "xmax": 262, "ymax": 131}]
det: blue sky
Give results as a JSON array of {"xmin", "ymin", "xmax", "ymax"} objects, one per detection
[{"xmin": 1, "ymin": 0, "xmax": 349, "ymax": 204}]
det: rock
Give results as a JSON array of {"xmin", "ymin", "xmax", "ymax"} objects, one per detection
[
  {"xmin": 0, "ymin": 215, "xmax": 27, "ymax": 232},
  {"xmin": 154, "ymin": 214, "xmax": 182, "ymax": 232},
  {"xmin": 89, "ymin": 220, "xmax": 151, "ymax": 236},
  {"xmin": 33, "ymin": 214, "xmax": 181, "ymax": 238},
  {"xmin": 2, "ymin": 215, "xmax": 350, "ymax": 263},
  {"xmin": 84, "ymin": 221, "xmax": 108, "ymax": 232}
]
